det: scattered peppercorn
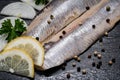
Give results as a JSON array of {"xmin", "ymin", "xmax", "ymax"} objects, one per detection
[
  {"xmin": 50, "ymin": 15, "xmax": 54, "ymax": 19},
  {"xmin": 108, "ymin": 60, "xmax": 113, "ymax": 66},
  {"xmin": 47, "ymin": 20, "xmax": 51, "ymax": 24},
  {"xmin": 112, "ymin": 58, "xmax": 116, "ymax": 63},
  {"xmin": 92, "ymin": 25, "xmax": 96, "ymax": 29},
  {"xmin": 96, "ymin": 64, "xmax": 101, "ymax": 69},
  {"xmin": 36, "ymin": 37, "xmax": 39, "ymax": 41},
  {"xmin": 98, "ymin": 61, "xmax": 102, "ymax": 66},
  {"xmin": 82, "ymin": 69, "xmax": 86, "ymax": 75},
  {"xmin": 77, "ymin": 57, "xmax": 81, "ymax": 62},
  {"xmin": 73, "ymin": 56, "xmax": 78, "ymax": 60},
  {"xmin": 77, "ymin": 67, "xmax": 81, "ymax": 72},
  {"xmin": 101, "ymin": 49, "xmax": 105, "ymax": 52},
  {"xmin": 94, "ymin": 51, "xmax": 98, "ymax": 57},
  {"xmin": 88, "ymin": 54, "xmax": 92, "ymax": 59},
  {"xmin": 106, "ymin": 19, "xmax": 110, "ymax": 23},
  {"xmin": 59, "ymin": 36, "xmax": 63, "ymax": 39},
  {"xmin": 97, "ymin": 54, "xmax": 102, "ymax": 59},
  {"xmin": 86, "ymin": 6, "xmax": 90, "ymax": 10},
  {"xmin": 104, "ymin": 32, "xmax": 108, "ymax": 37},
  {"xmin": 66, "ymin": 73, "xmax": 71, "ymax": 79},
  {"xmin": 62, "ymin": 31, "xmax": 66, "ymax": 35},
  {"xmin": 72, "ymin": 63, "xmax": 76, "ymax": 67},
  {"xmin": 106, "ymin": 6, "xmax": 111, "ymax": 12},
  {"xmin": 92, "ymin": 62, "xmax": 96, "ymax": 67}
]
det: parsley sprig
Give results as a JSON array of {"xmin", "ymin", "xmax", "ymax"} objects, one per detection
[
  {"xmin": 0, "ymin": 19, "xmax": 26, "ymax": 42},
  {"xmin": 35, "ymin": 0, "xmax": 49, "ymax": 5}
]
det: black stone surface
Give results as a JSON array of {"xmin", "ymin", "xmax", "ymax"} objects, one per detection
[{"xmin": 0, "ymin": 0, "xmax": 120, "ymax": 80}]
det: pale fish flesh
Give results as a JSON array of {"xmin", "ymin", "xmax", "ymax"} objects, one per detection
[
  {"xmin": 41, "ymin": 0, "xmax": 120, "ymax": 70},
  {"xmin": 25, "ymin": 0, "xmax": 101, "ymax": 42},
  {"xmin": 42, "ymin": 0, "xmax": 108, "ymax": 45}
]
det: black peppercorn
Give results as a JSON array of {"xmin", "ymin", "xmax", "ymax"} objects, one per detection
[
  {"xmin": 66, "ymin": 73, "xmax": 71, "ymax": 79},
  {"xmin": 96, "ymin": 64, "xmax": 101, "ymax": 69},
  {"xmin": 47, "ymin": 20, "xmax": 51, "ymax": 24},
  {"xmin": 88, "ymin": 54, "xmax": 92, "ymax": 59},
  {"xmin": 112, "ymin": 58, "xmax": 116, "ymax": 63},
  {"xmin": 92, "ymin": 62, "xmax": 96, "ymax": 67},
  {"xmin": 98, "ymin": 61, "xmax": 102, "ymax": 66},
  {"xmin": 62, "ymin": 31, "xmax": 66, "ymax": 35},
  {"xmin": 59, "ymin": 36, "xmax": 63, "ymax": 39},
  {"xmin": 86, "ymin": 6, "xmax": 90, "ymax": 10},
  {"xmin": 36, "ymin": 37, "xmax": 39, "ymax": 41},
  {"xmin": 77, "ymin": 67, "xmax": 81, "ymax": 72},
  {"xmin": 101, "ymin": 49, "xmax": 105, "ymax": 52},
  {"xmin": 106, "ymin": 19, "xmax": 110, "ymax": 23},
  {"xmin": 50, "ymin": 15, "xmax": 54, "ymax": 19},
  {"xmin": 92, "ymin": 25, "xmax": 96, "ymax": 29}
]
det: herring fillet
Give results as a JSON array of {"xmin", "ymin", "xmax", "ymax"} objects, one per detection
[
  {"xmin": 41, "ymin": 0, "xmax": 120, "ymax": 70},
  {"xmin": 24, "ymin": 0, "xmax": 101, "ymax": 42},
  {"xmin": 42, "ymin": 0, "xmax": 108, "ymax": 45}
]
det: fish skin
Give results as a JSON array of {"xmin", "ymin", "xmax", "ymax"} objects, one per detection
[
  {"xmin": 41, "ymin": 0, "xmax": 120, "ymax": 70},
  {"xmin": 25, "ymin": 0, "xmax": 101, "ymax": 42}
]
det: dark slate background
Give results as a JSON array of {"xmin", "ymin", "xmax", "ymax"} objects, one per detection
[{"xmin": 0, "ymin": 0, "xmax": 120, "ymax": 80}]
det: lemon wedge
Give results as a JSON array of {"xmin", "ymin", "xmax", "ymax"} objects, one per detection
[
  {"xmin": 4, "ymin": 36, "xmax": 44, "ymax": 67},
  {"xmin": 0, "ymin": 48, "xmax": 34, "ymax": 78}
]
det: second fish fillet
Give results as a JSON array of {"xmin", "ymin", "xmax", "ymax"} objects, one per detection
[
  {"xmin": 24, "ymin": 0, "xmax": 101, "ymax": 42},
  {"xmin": 41, "ymin": 0, "xmax": 120, "ymax": 70}
]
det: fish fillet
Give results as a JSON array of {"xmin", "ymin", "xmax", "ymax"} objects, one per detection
[
  {"xmin": 41, "ymin": 0, "xmax": 120, "ymax": 70},
  {"xmin": 24, "ymin": 0, "xmax": 101, "ymax": 42},
  {"xmin": 42, "ymin": 0, "xmax": 108, "ymax": 45}
]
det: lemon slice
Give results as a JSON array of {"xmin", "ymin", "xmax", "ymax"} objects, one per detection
[
  {"xmin": 4, "ymin": 36, "xmax": 44, "ymax": 67},
  {"xmin": 0, "ymin": 48, "xmax": 34, "ymax": 78}
]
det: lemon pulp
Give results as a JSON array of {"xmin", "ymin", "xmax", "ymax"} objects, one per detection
[
  {"xmin": 0, "ymin": 48, "xmax": 34, "ymax": 78},
  {"xmin": 4, "ymin": 36, "xmax": 44, "ymax": 67}
]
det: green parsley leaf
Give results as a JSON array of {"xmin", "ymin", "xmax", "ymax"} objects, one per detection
[
  {"xmin": 0, "ymin": 19, "xmax": 26, "ymax": 42},
  {"xmin": 35, "ymin": 0, "xmax": 49, "ymax": 5}
]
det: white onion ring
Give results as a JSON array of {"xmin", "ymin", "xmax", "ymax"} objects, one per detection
[
  {"xmin": 21, "ymin": 0, "xmax": 52, "ymax": 10},
  {"xmin": 1, "ymin": 2, "xmax": 36, "ymax": 19}
]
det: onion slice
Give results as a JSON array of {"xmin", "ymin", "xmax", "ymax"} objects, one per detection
[
  {"xmin": 21, "ymin": 0, "xmax": 52, "ymax": 11},
  {"xmin": 0, "ymin": 2, "xmax": 36, "ymax": 19},
  {"xmin": 0, "ymin": 17, "xmax": 28, "ymax": 51}
]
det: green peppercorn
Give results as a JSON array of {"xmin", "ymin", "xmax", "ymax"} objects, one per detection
[{"xmin": 106, "ymin": 6, "xmax": 111, "ymax": 12}]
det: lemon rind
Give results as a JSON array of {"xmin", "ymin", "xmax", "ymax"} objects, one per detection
[
  {"xmin": 4, "ymin": 36, "xmax": 44, "ymax": 67},
  {"xmin": 0, "ymin": 48, "xmax": 34, "ymax": 78}
]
